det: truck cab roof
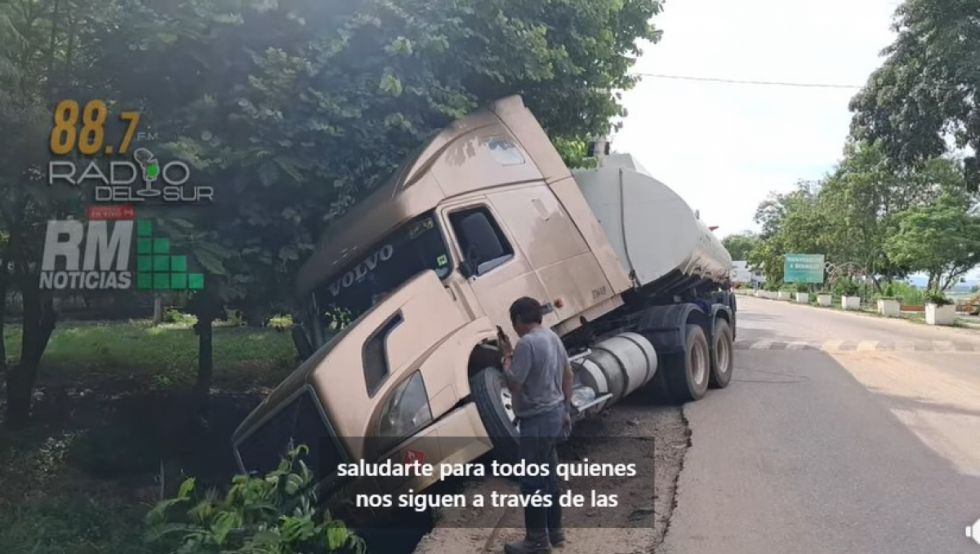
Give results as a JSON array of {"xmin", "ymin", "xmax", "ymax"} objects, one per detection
[{"xmin": 296, "ymin": 96, "xmax": 568, "ymax": 298}]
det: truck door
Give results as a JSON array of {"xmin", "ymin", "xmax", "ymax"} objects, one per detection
[
  {"xmin": 487, "ymin": 184, "xmax": 615, "ymax": 324},
  {"xmin": 440, "ymin": 201, "xmax": 551, "ymax": 343}
]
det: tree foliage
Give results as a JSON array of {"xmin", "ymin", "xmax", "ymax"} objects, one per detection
[
  {"xmin": 747, "ymin": 182, "xmax": 828, "ymax": 284},
  {"xmin": 145, "ymin": 445, "xmax": 365, "ymax": 554},
  {"xmin": 885, "ymin": 192, "xmax": 980, "ymax": 293},
  {"xmin": 746, "ymin": 143, "xmax": 973, "ymax": 293},
  {"xmin": 0, "ymin": 0, "xmax": 100, "ymax": 426},
  {"xmin": 849, "ymin": 0, "xmax": 980, "ymax": 191},
  {"xmin": 817, "ymin": 142, "xmax": 963, "ymax": 284},
  {"xmin": 721, "ymin": 232, "xmax": 760, "ymax": 261},
  {"xmin": 0, "ymin": 0, "xmax": 663, "ymax": 422},
  {"xmin": 100, "ymin": 0, "xmax": 663, "ymax": 308}
]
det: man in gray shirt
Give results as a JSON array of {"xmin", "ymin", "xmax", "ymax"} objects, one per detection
[{"xmin": 501, "ymin": 297, "xmax": 573, "ymax": 554}]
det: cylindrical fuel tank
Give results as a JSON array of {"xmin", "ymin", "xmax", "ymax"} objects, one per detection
[
  {"xmin": 573, "ymin": 154, "xmax": 734, "ymax": 294},
  {"xmin": 572, "ymin": 332, "xmax": 657, "ymax": 409}
]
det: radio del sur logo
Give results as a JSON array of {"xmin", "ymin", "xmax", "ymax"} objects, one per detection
[{"xmin": 39, "ymin": 220, "xmax": 133, "ymax": 290}]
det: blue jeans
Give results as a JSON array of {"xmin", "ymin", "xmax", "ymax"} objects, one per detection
[{"xmin": 518, "ymin": 406, "xmax": 563, "ymax": 499}]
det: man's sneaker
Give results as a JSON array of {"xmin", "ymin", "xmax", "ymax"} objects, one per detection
[{"xmin": 549, "ymin": 528, "xmax": 565, "ymax": 547}]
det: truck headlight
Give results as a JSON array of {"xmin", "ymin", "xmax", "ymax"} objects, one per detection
[{"xmin": 377, "ymin": 372, "xmax": 432, "ymax": 453}]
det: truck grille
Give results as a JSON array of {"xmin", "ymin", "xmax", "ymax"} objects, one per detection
[{"xmin": 236, "ymin": 388, "xmax": 345, "ymax": 480}]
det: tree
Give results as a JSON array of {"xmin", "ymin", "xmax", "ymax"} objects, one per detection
[
  {"xmin": 0, "ymin": 0, "xmax": 106, "ymax": 426},
  {"xmin": 748, "ymin": 182, "xmax": 829, "ymax": 284},
  {"xmin": 849, "ymin": 0, "xmax": 980, "ymax": 191},
  {"xmin": 748, "ymin": 142, "xmax": 967, "ymax": 291},
  {"xmin": 885, "ymin": 192, "xmax": 980, "ymax": 293},
  {"xmin": 1, "ymin": 0, "xmax": 664, "ymax": 422},
  {"xmin": 722, "ymin": 232, "xmax": 760, "ymax": 261},
  {"xmin": 91, "ymin": 0, "xmax": 663, "ymax": 391},
  {"xmin": 817, "ymin": 142, "xmax": 962, "ymax": 288}
]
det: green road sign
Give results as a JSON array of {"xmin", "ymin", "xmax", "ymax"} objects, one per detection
[{"xmin": 784, "ymin": 254, "xmax": 825, "ymax": 283}]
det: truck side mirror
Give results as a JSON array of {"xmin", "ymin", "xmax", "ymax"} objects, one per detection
[{"xmin": 459, "ymin": 259, "xmax": 477, "ymax": 278}]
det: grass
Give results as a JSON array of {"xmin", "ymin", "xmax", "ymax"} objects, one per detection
[
  {"xmin": 0, "ymin": 319, "xmax": 298, "ymax": 554},
  {"xmin": 3, "ymin": 319, "xmax": 296, "ymax": 390},
  {"xmin": 0, "ymin": 486, "xmax": 154, "ymax": 554}
]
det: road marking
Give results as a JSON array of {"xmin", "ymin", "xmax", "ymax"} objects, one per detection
[
  {"xmin": 821, "ymin": 340, "xmax": 845, "ymax": 352},
  {"xmin": 750, "ymin": 340, "xmax": 774, "ymax": 350},
  {"xmin": 933, "ymin": 341, "xmax": 954, "ymax": 352},
  {"xmin": 736, "ymin": 338, "xmax": 979, "ymax": 352},
  {"xmin": 856, "ymin": 340, "xmax": 879, "ymax": 351}
]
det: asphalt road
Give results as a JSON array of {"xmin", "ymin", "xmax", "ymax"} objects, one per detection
[{"xmin": 662, "ymin": 296, "xmax": 980, "ymax": 554}]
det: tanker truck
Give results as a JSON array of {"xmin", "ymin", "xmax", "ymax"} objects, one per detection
[{"xmin": 231, "ymin": 96, "xmax": 735, "ymax": 507}]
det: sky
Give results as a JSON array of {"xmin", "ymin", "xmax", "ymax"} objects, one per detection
[{"xmin": 615, "ymin": 0, "xmax": 902, "ymax": 238}]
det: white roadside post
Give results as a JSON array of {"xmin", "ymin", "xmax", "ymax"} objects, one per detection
[
  {"xmin": 925, "ymin": 303, "xmax": 956, "ymax": 325},
  {"xmin": 877, "ymin": 298, "xmax": 900, "ymax": 318}
]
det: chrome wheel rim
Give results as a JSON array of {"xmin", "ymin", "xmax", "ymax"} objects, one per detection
[
  {"xmin": 691, "ymin": 341, "xmax": 707, "ymax": 384},
  {"xmin": 718, "ymin": 336, "xmax": 731, "ymax": 375},
  {"xmin": 500, "ymin": 387, "xmax": 518, "ymax": 428}
]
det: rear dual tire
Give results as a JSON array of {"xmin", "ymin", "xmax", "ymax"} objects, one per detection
[
  {"xmin": 664, "ymin": 324, "xmax": 711, "ymax": 402},
  {"xmin": 663, "ymin": 319, "xmax": 735, "ymax": 402},
  {"xmin": 709, "ymin": 319, "xmax": 734, "ymax": 389}
]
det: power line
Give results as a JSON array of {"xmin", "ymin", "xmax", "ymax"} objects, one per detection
[{"xmin": 631, "ymin": 72, "xmax": 864, "ymax": 89}]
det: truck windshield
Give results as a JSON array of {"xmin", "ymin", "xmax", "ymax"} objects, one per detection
[{"xmin": 313, "ymin": 214, "xmax": 451, "ymax": 331}]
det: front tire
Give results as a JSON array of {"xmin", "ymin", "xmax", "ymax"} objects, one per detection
[
  {"xmin": 470, "ymin": 367, "xmax": 519, "ymax": 463},
  {"xmin": 709, "ymin": 319, "xmax": 734, "ymax": 388},
  {"xmin": 664, "ymin": 324, "xmax": 710, "ymax": 403}
]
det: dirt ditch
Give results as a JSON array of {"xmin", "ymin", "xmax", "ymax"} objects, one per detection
[{"xmin": 412, "ymin": 396, "xmax": 689, "ymax": 554}]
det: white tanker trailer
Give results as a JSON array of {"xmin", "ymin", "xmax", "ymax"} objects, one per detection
[
  {"xmin": 558, "ymin": 153, "xmax": 734, "ymax": 419},
  {"xmin": 233, "ymin": 96, "xmax": 736, "ymax": 498}
]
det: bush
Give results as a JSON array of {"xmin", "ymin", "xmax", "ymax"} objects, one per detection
[
  {"xmin": 145, "ymin": 445, "xmax": 364, "ymax": 554},
  {"xmin": 163, "ymin": 307, "xmax": 197, "ymax": 326},
  {"xmin": 926, "ymin": 292, "xmax": 953, "ymax": 306},
  {"xmin": 888, "ymin": 282, "xmax": 926, "ymax": 305},
  {"xmin": 267, "ymin": 314, "xmax": 294, "ymax": 332},
  {"xmin": 794, "ymin": 283, "xmax": 809, "ymax": 293},
  {"xmin": 878, "ymin": 283, "xmax": 897, "ymax": 299},
  {"xmin": 832, "ymin": 277, "xmax": 860, "ymax": 297}
]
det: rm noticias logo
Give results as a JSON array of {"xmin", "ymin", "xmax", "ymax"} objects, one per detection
[{"xmin": 40, "ymin": 207, "xmax": 204, "ymax": 291}]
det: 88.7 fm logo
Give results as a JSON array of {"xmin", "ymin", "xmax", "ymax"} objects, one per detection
[{"xmin": 46, "ymin": 99, "xmax": 214, "ymax": 204}]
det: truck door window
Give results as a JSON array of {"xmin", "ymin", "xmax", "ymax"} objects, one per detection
[
  {"xmin": 363, "ymin": 312, "xmax": 403, "ymax": 397},
  {"xmin": 450, "ymin": 207, "xmax": 513, "ymax": 276}
]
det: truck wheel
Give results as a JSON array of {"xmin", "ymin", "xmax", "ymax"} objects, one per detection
[
  {"xmin": 470, "ymin": 367, "xmax": 519, "ymax": 463},
  {"xmin": 665, "ymin": 324, "xmax": 710, "ymax": 402},
  {"xmin": 709, "ymin": 319, "xmax": 734, "ymax": 388}
]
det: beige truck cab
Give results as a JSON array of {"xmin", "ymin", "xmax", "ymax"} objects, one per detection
[{"xmin": 232, "ymin": 96, "xmax": 735, "ymax": 510}]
